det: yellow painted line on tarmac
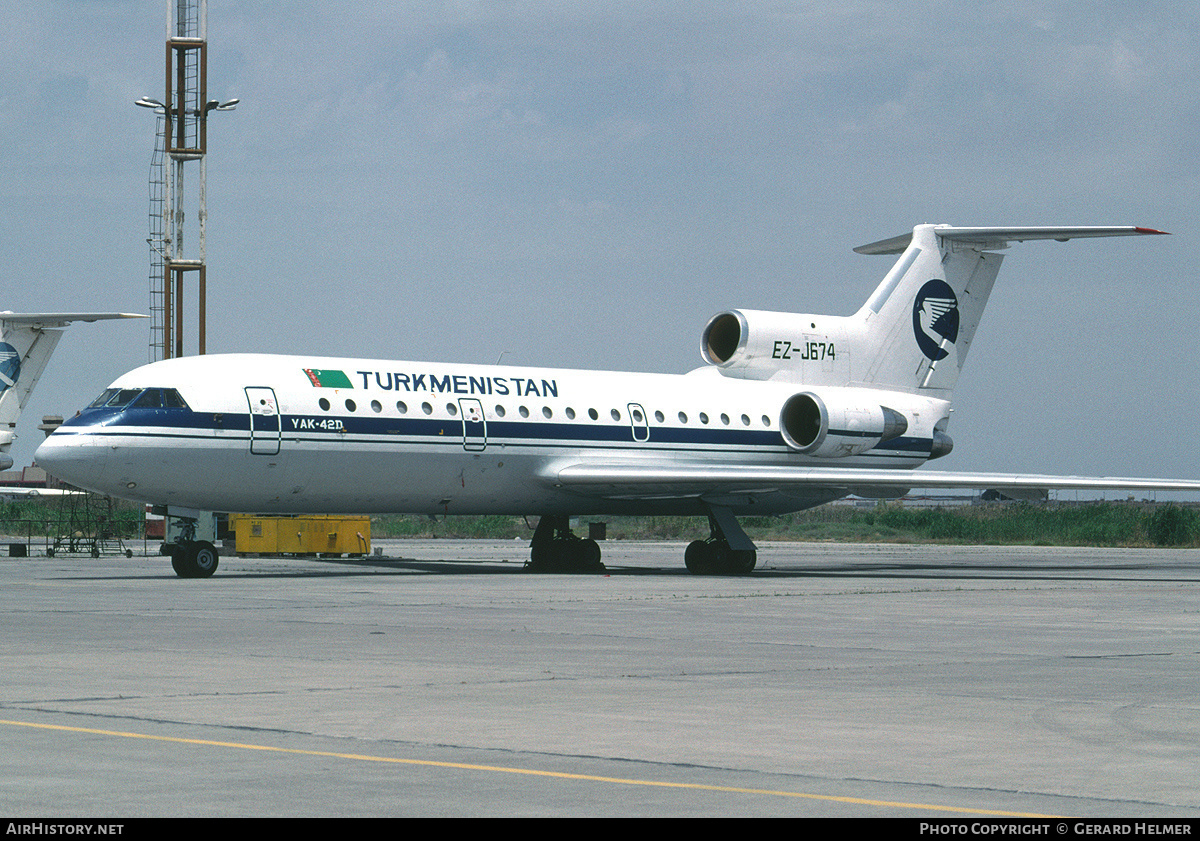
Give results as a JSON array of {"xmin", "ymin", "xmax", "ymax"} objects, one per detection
[{"xmin": 1, "ymin": 718, "xmax": 1058, "ymax": 817}]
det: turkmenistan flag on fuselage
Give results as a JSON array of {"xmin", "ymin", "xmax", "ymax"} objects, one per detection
[{"xmin": 303, "ymin": 368, "xmax": 353, "ymax": 388}]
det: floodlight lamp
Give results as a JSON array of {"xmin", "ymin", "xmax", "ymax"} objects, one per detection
[{"xmin": 202, "ymin": 98, "xmax": 239, "ymax": 115}]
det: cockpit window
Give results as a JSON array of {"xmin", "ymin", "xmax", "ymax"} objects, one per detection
[
  {"xmin": 88, "ymin": 388, "xmax": 119, "ymax": 408},
  {"xmin": 87, "ymin": 387, "xmax": 190, "ymax": 410},
  {"xmin": 129, "ymin": 388, "xmax": 190, "ymax": 410},
  {"xmin": 104, "ymin": 389, "xmax": 144, "ymax": 409},
  {"xmin": 130, "ymin": 389, "xmax": 164, "ymax": 409},
  {"xmin": 161, "ymin": 389, "xmax": 188, "ymax": 409}
]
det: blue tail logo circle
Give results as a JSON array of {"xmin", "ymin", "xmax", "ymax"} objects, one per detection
[
  {"xmin": 0, "ymin": 343, "xmax": 20, "ymax": 394},
  {"xmin": 912, "ymin": 280, "xmax": 959, "ymax": 361}
]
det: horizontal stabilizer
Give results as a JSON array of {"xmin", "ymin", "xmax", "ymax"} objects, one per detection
[
  {"xmin": 0, "ymin": 312, "xmax": 145, "ymax": 328},
  {"xmin": 854, "ymin": 226, "xmax": 1168, "ymax": 256}
]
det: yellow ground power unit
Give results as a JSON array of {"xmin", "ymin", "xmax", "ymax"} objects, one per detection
[{"xmin": 230, "ymin": 514, "xmax": 371, "ymax": 557}]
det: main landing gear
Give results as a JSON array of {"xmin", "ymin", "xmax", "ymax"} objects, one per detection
[
  {"xmin": 525, "ymin": 506, "xmax": 758, "ymax": 576},
  {"xmin": 525, "ymin": 514, "xmax": 605, "ymax": 573},
  {"xmin": 684, "ymin": 505, "xmax": 758, "ymax": 576}
]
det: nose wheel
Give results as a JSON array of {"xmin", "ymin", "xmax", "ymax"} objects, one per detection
[
  {"xmin": 168, "ymin": 540, "xmax": 219, "ymax": 578},
  {"xmin": 162, "ymin": 511, "xmax": 219, "ymax": 578}
]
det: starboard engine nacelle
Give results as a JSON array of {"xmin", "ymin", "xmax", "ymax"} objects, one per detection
[{"xmin": 779, "ymin": 392, "xmax": 908, "ymax": 458}]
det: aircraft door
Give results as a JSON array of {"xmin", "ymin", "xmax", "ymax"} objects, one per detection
[
  {"xmin": 459, "ymin": 398, "xmax": 486, "ymax": 451},
  {"xmin": 627, "ymin": 403, "xmax": 650, "ymax": 442},
  {"xmin": 246, "ymin": 387, "xmax": 281, "ymax": 455}
]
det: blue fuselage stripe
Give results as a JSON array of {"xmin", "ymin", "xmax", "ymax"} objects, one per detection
[{"xmin": 59, "ymin": 407, "xmax": 933, "ymax": 457}]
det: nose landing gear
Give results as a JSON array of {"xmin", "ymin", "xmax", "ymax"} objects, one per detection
[
  {"xmin": 168, "ymin": 540, "xmax": 219, "ymax": 578},
  {"xmin": 162, "ymin": 511, "xmax": 220, "ymax": 578}
]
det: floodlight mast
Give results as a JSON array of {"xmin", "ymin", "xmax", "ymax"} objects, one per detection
[{"xmin": 135, "ymin": 0, "xmax": 236, "ymax": 362}]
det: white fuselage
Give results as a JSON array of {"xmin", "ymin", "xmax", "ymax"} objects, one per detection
[{"xmin": 36, "ymin": 353, "xmax": 946, "ymax": 516}]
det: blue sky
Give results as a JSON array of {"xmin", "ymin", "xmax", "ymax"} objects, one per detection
[{"xmin": 3, "ymin": 1, "xmax": 1198, "ymax": 485}]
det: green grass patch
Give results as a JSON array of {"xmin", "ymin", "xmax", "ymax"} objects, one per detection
[
  {"xmin": 0, "ymin": 498, "xmax": 144, "ymax": 540},
  {"xmin": 367, "ymin": 502, "xmax": 1200, "ymax": 547}
]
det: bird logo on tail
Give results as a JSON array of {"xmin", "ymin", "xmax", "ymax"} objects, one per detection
[
  {"xmin": 912, "ymin": 280, "xmax": 960, "ymax": 361},
  {"xmin": 0, "ymin": 343, "xmax": 20, "ymax": 395}
]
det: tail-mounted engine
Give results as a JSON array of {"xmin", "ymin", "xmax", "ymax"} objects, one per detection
[
  {"xmin": 701, "ymin": 310, "xmax": 754, "ymax": 368},
  {"xmin": 701, "ymin": 309, "xmax": 853, "ymax": 382},
  {"xmin": 780, "ymin": 392, "xmax": 908, "ymax": 458}
]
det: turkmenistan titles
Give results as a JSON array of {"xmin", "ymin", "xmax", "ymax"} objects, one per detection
[{"xmin": 356, "ymin": 370, "xmax": 559, "ymax": 398}]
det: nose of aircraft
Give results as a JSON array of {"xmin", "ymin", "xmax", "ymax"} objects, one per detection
[{"xmin": 35, "ymin": 430, "xmax": 108, "ymax": 494}]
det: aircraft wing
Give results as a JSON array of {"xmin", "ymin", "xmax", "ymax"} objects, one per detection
[{"xmin": 551, "ymin": 463, "xmax": 1200, "ymax": 500}]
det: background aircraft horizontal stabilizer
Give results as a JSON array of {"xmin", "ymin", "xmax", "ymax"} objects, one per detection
[{"xmin": 0, "ymin": 312, "xmax": 146, "ymax": 328}]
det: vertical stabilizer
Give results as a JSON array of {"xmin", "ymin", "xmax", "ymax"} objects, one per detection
[
  {"xmin": 850, "ymin": 225, "xmax": 1165, "ymax": 395},
  {"xmin": 0, "ymin": 312, "xmax": 144, "ymax": 470}
]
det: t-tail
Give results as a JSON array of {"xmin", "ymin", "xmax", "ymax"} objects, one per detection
[
  {"xmin": 0, "ymin": 312, "xmax": 144, "ymax": 470},
  {"xmin": 700, "ymin": 224, "xmax": 1167, "ymax": 396}
]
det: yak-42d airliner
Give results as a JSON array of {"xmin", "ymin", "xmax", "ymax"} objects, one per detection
[{"xmin": 34, "ymin": 224, "xmax": 1200, "ymax": 578}]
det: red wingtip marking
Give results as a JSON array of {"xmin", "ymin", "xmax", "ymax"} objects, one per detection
[{"xmin": 1135, "ymin": 227, "xmax": 1170, "ymax": 235}]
